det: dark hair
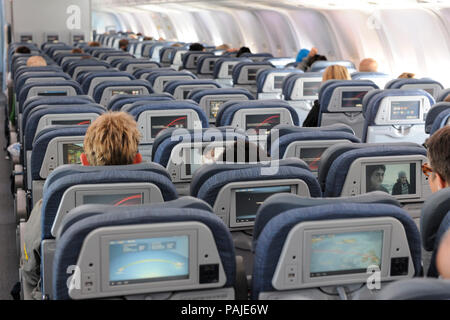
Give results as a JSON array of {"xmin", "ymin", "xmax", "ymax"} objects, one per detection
[
  {"xmin": 367, "ymin": 165, "xmax": 386, "ymax": 178},
  {"xmin": 426, "ymin": 126, "xmax": 450, "ymax": 184},
  {"xmin": 119, "ymin": 39, "xmax": 129, "ymax": 51},
  {"xmin": 307, "ymin": 54, "xmax": 327, "ymax": 68},
  {"xmin": 15, "ymin": 46, "xmax": 31, "ymax": 54},
  {"xmin": 236, "ymin": 46, "xmax": 251, "ymax": 57},
  {"xmin": 189, "ymin": 43, "xmax": 205, "ymax": 51}
]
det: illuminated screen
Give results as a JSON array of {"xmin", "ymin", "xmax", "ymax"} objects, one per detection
[
  {"xmin": 62, "ymin": 143, "xmax": 83, "ymax": 164},
  {"xmin": 342, "ymin": 91, "xmax": 369, "ymax": 108},
  {"xmin": 303, "ymin": 82, "xmax": 321, "ymax": 96},
  {"xmin": 51, "ymin": 119, "xmax": 91, "ymax": 126},
  {"xmin": 247, "ymin": 68, "xmax": 258, "ymax": 81},
  {"xmin": 73, "ymin": 35, "xmax": 85, "ymax": 42},
  {"xmin": 365, "ymin": 163, "xmax": 416, "ymax": 196},
  {"xmin": 310, "ymin": 230, "xmax": 383, "ymax": 277},
  {"xmin": 38, "ymin": 91, "xmax": 67, "ymax": 97},
  {"xmin": 47, "ymin": 35, "xmax": 59, "ymax": 42},
  {"xmin": 151, "ymin": 115, "xmax": 188, "ymax": 138},
  {"xmin": 235, "ymin": 186, "xmax": 291, "ymax": 223},
  {"xmin": 109, "ymin": 236, "xmax": 189, "ymax": 286},
  {"xmin": 21, "ymin": 35, "xmax": 33, "ymax": 42},
  {"xmin": 111, "ymin": 89, "xmax": 142, "ymax": 96},
  {"xmin": 184, "ymin": 146, "xmax": 225, "ymax": 176},
  {"xmin": 83, "ymin": 193, "xmax": 144, "ymax": 206},
  {"xmin": 390, "ymin": 101, "xmax": 420, "ymax": 120},
  {"xmin": 227, "ymin": 64, "xmax": 234, "ymax": 77},
  {"xmin": 300, "ymin": 147, "xmax": 327, "ymax": 172},
  {"xmin": 208, "ymin": 60, "xmax": 216, "ymax": 72},
  {"xmin": 245, "ymin": 114, "xmax": 281, "ymax": 134},
  {"xmin": 274, "ymin": 76, "xmax": 285, "ymax": 90},
  {"xmin": 209, "ymin": 100, "xmax": 224, "ymax": 119}
]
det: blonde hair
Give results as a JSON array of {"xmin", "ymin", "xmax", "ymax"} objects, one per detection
[
  {"xmin": 84, "ymin": 112, "xmax": 141, "ymax": 166},
  {"xmin": 26, "ymin": 56, "xmax": 47, "ymax": 67},
  {"xmin": 88, "ymin": 41, "xmax": 101, "ymax": 47},
  {"xmin": 398, "ymin": 72, "xmax": 415, "ymax": 79},
  {"xmin": 322, "ymin": 65, "xmax": 351, "ymax": 81},
  {"xmin": 444, "ymin": 94, "xmax": 450, "ymax": 103},
  {"xmin": 216, "ymin": 44, "xmax": 231, "ymax": 50}
]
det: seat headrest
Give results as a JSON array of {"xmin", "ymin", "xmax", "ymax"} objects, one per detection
[
  {"xmin": 375, "ymin": 278, "xmax": 450, "ymax": 300},
  {"xmin": 425, "ymin": 102, "xmax": 450, "ymax": 134}
]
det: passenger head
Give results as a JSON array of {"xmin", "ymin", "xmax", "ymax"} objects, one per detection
[
  {"xmin": 216, "ymin": 44, "xmax": 230, "ymax": 51},
  {"xmin": 436, "ymin": 230, "xmax": 450, "ymax": 279},
  {"xmin": 443, "ymin": 95, "xmax": 450, "ymax": 103},
  {"xmin": 189, "ymin": 43, "xmax": 205, "ymax": 51},
  {"xmin": 322, "ymin": 65, "xmax": 351, "ymax": 82},
  {"xmin": 236, "ymin": 46, "xmax": 251, "ymax": 57},
  {"xmin": 82, "ymin": 112, "xmax": 142, "ymax": 166},
  {"xmin": 397, "ymin": 171, "xmax": 408, "ymax": 183},
  {"xmin": 26, "ymin": 56, "xmax": 47, "ymax": 67},
  {"xmin": 119, "ymin": 39, "xmax": 129, "ymax": 51},
  {"xmin": 424, "ymin": 126, "xmax": 450, "ymax": 192},
  {"xmin": 71, "ymin": 48, "xmax": 83, "ymax": 54},
  {"xmin": 15, "ymin": 46, "xmax": 31, "ymax": 54},
  {"xmin": 88, "ymin": 41, "xmax": 101, "ymax": 47},
  {"xmin": 368, "ymin": 165, "xmax": 386, "ymax": 189},
  {"xmin": 171, "ymin": 43, "xmax": 183, "ymax": 47},
  {"xmin": 359, "ymin": 58, "xmax": 378, "ymax": 72},
  {"xmin": 143, "ymin": 36, "xmax": 153, "ymax": 41},
  {"xmin": 398, "ymin": 72, "xmax": 415, "ymax": 79}
]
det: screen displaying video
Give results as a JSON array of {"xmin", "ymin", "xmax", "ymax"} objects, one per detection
[
  {"xmin": 310, "ymin": 230, "xmax": 383, "ymax": 277},
  {"xmin": 209, "ymin": 100, "xmax": 224, "ymax": 119},
  {"xmin": 235, "ymin": 186, "xmax": 291, "ymax": 223},
  {"xmin": 390, "ymin": 101, "xmax": 420, "ymax": 120},
  {"xmin": 109, "ymin": 236, "xmax": 189, "ymax": 286},
  {"xmin": 274, "ymin": 76, "xmax": 285, "ymax": 90},
  {"xmin": 365, "ymin": 163, "xmax": 417, "ymax": 196},
  {"xmin": 38, "ymin": 91, "xmax": 68, "ymax": 97},
  {"xmin": 342, "ymin": 90, "xmax": 369, "ymax": 108},
  {"xmin": 83, "ymin": 193, "xmax": 144, "ymax": 206},
  {"xmin": 302, "ymin": 81, "xmax": 321, "ymax": 97},
  {"xmin": 246, "ymin": 114, "xmax": 281, "ymax": 135},
  {"xmin": 150, "ymin": 115, "xmax": 188, "ymax": 138},
  {"xmin": 184, "ymin": 146, "xmax": 225, "ymax": 176},
  {"xmin": 111, "ymin": 89, "xmax": 142, "ymax": 96},
  {"xmin": 51, "ymin": 119, "xmax": 91, "ymax": 126},
  {"xmin": 300, "ymin": 147, "xmax": 328, "ymax": 172},
  {"xmin": 247, "ymin": 68, "xmax": 258, "ymax": 81},
  {"xmin": 62, "ymin": 143, "xmax": 83, "ymax": 164}
]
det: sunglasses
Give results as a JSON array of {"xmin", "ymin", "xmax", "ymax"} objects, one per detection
[{"xmin": 422, "ymin": 163, "xmax": 433, "ymax": 178}]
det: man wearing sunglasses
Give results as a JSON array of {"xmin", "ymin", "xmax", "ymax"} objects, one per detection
[{"xmin": 422, "ymin": 126, "xmax": 450, "ymax": 193}]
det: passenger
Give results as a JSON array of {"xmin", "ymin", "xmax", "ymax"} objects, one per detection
[
  {"xmin": 71, "ymin": 48, "xmax": 83, "ymax": 54},
  {"xmin": 444, "ymin": 95, "xmax": 450, "ymax": 102},
  {"xmin": 171, "ymin": 43, "xmax": 183, "ymax": 47},
  {"xmin": 398, "ymin": 72, "xmax": 415, "ymax": 79},
  {"xmin": 302, "ymin": 65, "xmax": 351, "ymax": 127},
  {"xmin": 88, "ymin": 41, "xmax": 101, "ymax": 47},
  {"xmin": 119, "ymin": 39, "xmax": 129, "ymax": 51},
  {"xmin": 392, "ymin": 171, "xmax": 413, "ymax": 195},
  {"xmin": 21, "ymin": 112, "xmax": 142, "ymax": 299},
  {"xmin": 216, "ymin": 44, "xmax": 230, "ymax": 51},
  {"xmin": 26, "ymin": 56, "xmax": 47, "ymax": 67},
  {"xmin": 143, "ymin": 36, "xmax": 153, "ymax": 41},
  {"xmin": 15, "ymin": 46, "xmax": 31, "ymax": 54},
  {"xmin": 189, "ymin": 43, "xmax": 205, "ymax": 51},
  {"xmin": 366, "ymin": 165, "xmax": 389, "ymax": 193},
  {"xmin": 296, "ymin": 47, "xmax": 327, "ymax": 72},
  {"xmin": 436, "ymin": 230, "xmax": 450, "ymax": 279},
  {"xmin": 358, "ymin": 58, "xmax": 378, "ymax": 72},
  {"xmin": 295, "ymin": 48, "xmax": 310, "ymax": 63},
  {"xmin": 423, "ymin": 126, "xmax": 450, "ymax": 193},
  {"xmin": 236, "ymin": 46, "xmax": 251, "ymax": 57}
]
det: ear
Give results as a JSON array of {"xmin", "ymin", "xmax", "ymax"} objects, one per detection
[
  {"xmin": 435, "ymin": 172, "xmax": 447, "ymax": 190},
  {"xmin": 80, "ymin": 153, "xmax": 90, "ymax": 166},
  {"xmin": 133, "ymin": 153, "xmax": 143, "ymax": 164}
]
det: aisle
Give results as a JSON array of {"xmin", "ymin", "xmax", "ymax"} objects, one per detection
[{"xmin": 0, "ymin": 92, "xmax": 19, "ymax": 300}]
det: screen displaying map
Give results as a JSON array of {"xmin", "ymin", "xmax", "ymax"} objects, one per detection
[
  {"xmin": 109, "ymin": 236, "xmax": 189, "ymax": 286},
  {"xmin": 310, "ymin": 230, "xmax": 383, "ymax": 277}
]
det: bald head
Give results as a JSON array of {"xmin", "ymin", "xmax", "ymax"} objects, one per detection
[
  {"xmin": 437, "ymin": 230, "xmax": 450, "ymax": 279},
  {"xmin": 359, "ymin": 58, "xmax": 378, "ymax": 72},
  {"xmin": 26, "ymin": 56, "xmax": 47, "ymax": 67}
]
